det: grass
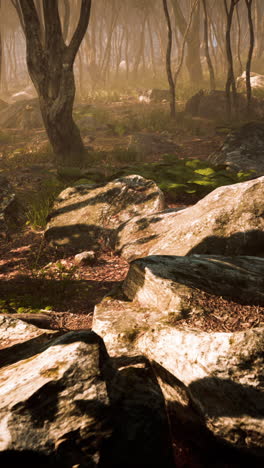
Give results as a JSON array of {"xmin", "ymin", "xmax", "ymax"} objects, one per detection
[{"xmin": 25, "ymin": 177, "xmax": 64, "ymax": 229}]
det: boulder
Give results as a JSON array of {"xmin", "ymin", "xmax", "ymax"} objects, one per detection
[
  {"xmin": 0, "ymin": 322, "xmax": 112, "ymax": 467},
  {"xmin": 0, "ymin": 98, "xmax": 43, "ymax": 129},
  {"xmin": 208, "ymin": 122, "xmax": 264, "ymax": 175},
  {"xmin": 123, "ymin": 255, "xmax": 264, "ymax": 314},
  {"xmin": 0, "ymin": 316, "xmax": 174, "ymax": 468},
  {"xmin": 137, "ymin": 323, "xmax": 264, "ymax": 457},
  {"xmin": 127, "ymin": 132, "xmax": 181, "ymax": 157},
  {"xmin": 45, "ymin": 175, "xmax": 164, "ymax": 250},
  {"xmin": 115, "ymin": 176, "xmax": 264, "ymax": 261},
  {"xmin": 185, "ymin": 89, "xmax": 264, "ymax": 120},
  {"xmin": 93, "ymin": 255, "xmax": 264, "ymax": 459},
  {"xmin": 237, "ymin": 71, "xmax": 264, "ymax": 91},
  {"xmin": 147, "ymin": 88, "xmax": 171, "ymax": 102}
]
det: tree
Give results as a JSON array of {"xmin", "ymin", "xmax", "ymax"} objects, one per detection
[
  {"xmin": 224, "ymin": 0, "xmax": 241, "ymax": 119},
  {"xmin": 245, "ymin": 0, "xmax": 254, "ymax": 115},
  {"xmin": 16, "ymin": 0, "xmax": 92, "ymax": 167},
  {"xmin": 202, "ymin": 0, "xmax": 215, "ymax": 90}
]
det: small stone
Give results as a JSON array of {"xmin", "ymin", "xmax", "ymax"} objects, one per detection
[{"xmin": 74, "ymin": 250, "xmax": 96, "ymax": 264}]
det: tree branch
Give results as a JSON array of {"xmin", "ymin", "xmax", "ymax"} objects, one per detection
[{"xmin": 67, "ymin": 0, "xmax": 92, "ymax": 64}]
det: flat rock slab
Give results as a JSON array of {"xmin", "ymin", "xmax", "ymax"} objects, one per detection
[
  {"xmin": 208, "ymin": 122, "xmax": 264, "ymax": 175},
  {"xmin": 123, "ymin": 255, "xmax": 264, "ymax": 316},
  {"xmin": 45, "ymin": 174, "xmax": 164, "ymax": 250},
  {"xmin": 92, "ymin": 295, "xmax": 165, "ymax": 357},
  {"xmin": 115, "ymin": 176, "xmax": 264, "ymax": 261},
  {"xmin": 137, "ymin": 323, "xmax": 264, "ymax": 456}
]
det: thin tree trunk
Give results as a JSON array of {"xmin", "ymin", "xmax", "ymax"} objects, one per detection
[
  {"xmin": 202, "ymin": 0, "xmax": 215, "ymax": 90},
  {"xmin": 236, "ymin": 3, "xmax": 243, "ymax": 76},
  {"xmin": 162, "ymin": 0, "xmax": 175, "ymax": 119},
  {"xmin": 245, "ymin": 0, "xmax": 255, "ymax": 116},
  {"xmin": 224, "ymin": 0, "xmax": 241, "ymax": 120}
]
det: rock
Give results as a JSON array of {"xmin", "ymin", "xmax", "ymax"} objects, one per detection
[
  {"xmin": 74, "ymin": 250, "xmax": 96, "ymax": 265},
  {"xmin": 0, "ymin": 98, "xmax": 43, "ymax": 129},
  {"xmin": 0, "ymin": 176, "xmax": 24, "ymax": 238},
  {"xmin": 45, "ymin": 175, "xmax": 164, "ymax": 251},
  {"xmin": 237, "ymin": 71, "xmax": 264, "ymax": 91},
  {"xmin": 185, "ymin": 89, "xmax": 264, "ymax": 120},
  {"xmin": 115, "ymin": 176, "xmax": 264, "ymax": 261},
  {"xmin": 123, "ymin": 255, "xmax": 264, "ymax": 315},
  {"xmin": 146, "ymin": 88, "xmax": 171, "ymax": 102},
  {"xmin": 208, "ymin": 122, "xmax": 264, "ymax": 176},
  {"xmin": 92, "ymin": 295, "xmax": 164, "ymax": 357},
  {"xmin": 0, "ymin": 316, "xmax": 174, "ymax": 467},
  {"xmin": 0, "ymin": 323, "xmax": 113, "ymax": 466},
  {"xmin": 137, "ymin": 323, "xmax": 264, "ymax": 457},
  {"xmin": 127, "ymin": 132, "xmax": 180, "ymax": 157}
]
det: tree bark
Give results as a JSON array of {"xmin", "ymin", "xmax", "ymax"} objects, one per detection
[
  {"xmin": 17, "ymin": 0, "xmax": 92, "ymax": 167},
  {"xmin": 162, "ymin": 0, "xmax": 176, "ymax": 119},
  {"xmin": 171, "ymin": 0, "xmax": 203, "ymax": 83},
  {"xmin": 245, "ymin": 0, "xmax": 255, "ymax": 116},
  {"xmin": 202, "ymin": 0, "xmax": 216, "ymax": 90},
  {"xmin": 224, "ymin": 0, "xmax": 241, "ymax": 120}
]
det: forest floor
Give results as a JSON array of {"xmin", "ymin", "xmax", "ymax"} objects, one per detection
[{"xmin": 0, "ymin": 98, "xmax": 263, "ymax": 467}]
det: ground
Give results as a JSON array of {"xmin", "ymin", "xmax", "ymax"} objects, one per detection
[{"xmin": 0, "ymin": 97, "xmax": 262, "ymax": 467}]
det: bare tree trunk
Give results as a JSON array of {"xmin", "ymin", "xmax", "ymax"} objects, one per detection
[
  {"xmin": 17, "ymin": 0, "xmax": 92, "ymax": 167},
  {"xmin": 235, "ymin": 3, "xmax": 243, "ymax": 76},
  {"xmin": 224, "ymin": 0, "xmax": 241, "ymax": 120},
  {"xmin": 162, "ymin": 0, "xmax": 175, "ymax": 119},
  {"xmin": 202, "ymin": 0, "xmax": 215, "ymax": 90},
  {"xmin": 245, "ymin": 0, "xmax": 255, "ymax": 116}
]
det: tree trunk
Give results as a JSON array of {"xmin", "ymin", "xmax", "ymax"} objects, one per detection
[
  {"xmin": 17, "ymin": 0, "xmax": 92, "ymax": 167},
  {"xmin": 224, "ymin": 0, "xmax": 240, "ymax": 120},
  {"xmin": 202, "ymin": 0, "xmax": 215, "ymax": 90},
  {"xmin": 245, "ymin": 0, "xmax": 255, "ymax": 116},
  {"xmin": 162, "ymin": 0, "xmax": 176, "ymax": 119}
]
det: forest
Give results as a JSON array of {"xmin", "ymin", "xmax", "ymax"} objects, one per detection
[{"xmin": 0, "ymin": 1, "xmax": 264, "ymax": 467}]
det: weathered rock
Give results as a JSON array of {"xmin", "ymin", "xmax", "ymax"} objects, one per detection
[
  {"xmin": 115, "ymin": 176, "xmax": 264, "ymax": 261},
  {"xmin": 0, "ymin": 324, "xmax": 112, "ymax": 466},
  {"xmin": 92, "ymin": 295, "xmax": 164, "ymax": 357},
  {"xmin": 0, "ymin": 176, "xmax": 24, "ymax": 238},
  {"xmin": 208, "ymin": 122, "xmax": 264, "ymax": 176},
  {"xmin": 185, "ymin": 89, "xmax": 264, "ymax": 120},
  {"xmin": 237, "ymin": 71, "xmax": 264, "ymax": 91},
  {"xmin": 0, "ymin": 98, "xmax": 43, "ymax": 129},
  {"xmin": 123, "ymin": 255, "xmax": 264, "ymax": 315},
  {"xmin": 147, "ymin": 88, "xmax": 171, "ymax": 102},
  {"xmin": 0, "ymin": 316, "xmax": 174, "ymax": 467},
  {"xmin": 137, "ymin": 323, "xmax": 264, "ymax": 457},
  {"xmin": 74, "ymin": 250, "xmax": 96, "ymax": 265},
  {"xmin": 45, "ymin": 175, "xmax": 164, "ymax": 250},
  {"xmin": 127, "ymin": 132, "xmax": 180, "ymax": 157}
]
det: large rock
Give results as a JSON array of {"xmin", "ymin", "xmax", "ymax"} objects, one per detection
[
  {"xmin": 0, "ymin": 322, "xmax": 112, "ymax": 466},
  {"xmin": 185, "ymin": 89, "xmax": 264, "ymax": 120},
  {"xmin": 137, "ymin": 324, "xmax": 264, "ymax": 457},
  {"xmin": 115, "ymin": 176, "xmax": 264, "ymax": 261},
  {"xmin": 45, "ymin": 175, "xmax": 164, "ymax": 250},
  {"xmin": 0, "ymin": 98, "xmax": 43, "ymax": 129},
  {"xmin": 237, "ymin": 71, "xmax": 264, "ymax": 91},
  {"xmin": 93, "ymin": 255, "xmax": 264, "ymax": 459},
  {"xmin": 123, "ymin": 255, "xmax": 264, "ymax": 314},
  {"xmin": 208, "ymin": 122, "xmax": 264, "ymax": 175},
  {"xmin": 127, "ymin": 132, "xmax": 181, "ymax": 157},
  {"xmin": 0, "ymin": 316, "xmax": 174, "ymax": 467}
]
